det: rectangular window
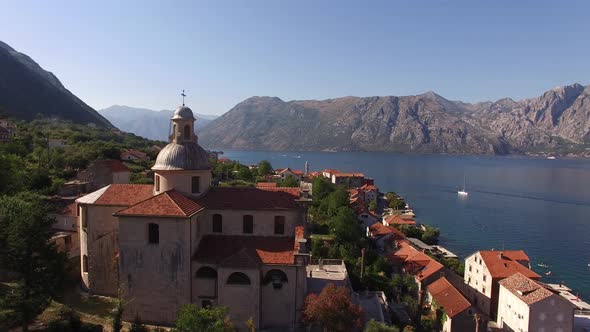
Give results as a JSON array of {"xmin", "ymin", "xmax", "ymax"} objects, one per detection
[
  {"xmin": 82, "ymin": 255, "xmax": 88, "ymax": 273},
  {"xmin": 482, "ymin": 287, "xmax": 486, "ymax": 294},
  {"xmin": 192, "ymin": 176, "xmax": 200, "ymax": 193},
  {"xmin": 155, "ymin": 175, "xmax": 160, "ymax": 192},
  {"xmin": 274, "ymin": 216, "xmax": 285, "ymax": 235},
  {"xmin": 483, "ymin": 275, "xmax": 487, "ymax": 282},
  {"xmin": 148, "ymin": 223, "xmax": 159, "ymax": 244},
  {"xmin": 81, "ymin": 207, "xmax": 87, "ymax": 232},
  {"xmin": 212, "ymin": 214, "xmax": 222, "ymax": 233},
  {"xmin": 469, "ymin": 265, "xmax": 472, "ymax": 272},
  {"xmin": 243, "ymin": 215, "xmax": 253, "ymax": 234}
]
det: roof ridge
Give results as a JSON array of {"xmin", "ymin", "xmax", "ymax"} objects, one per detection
[
  {"xmin": 165, "ymin": 190, "xmax": 187, "ymax": 215},
  {"xmin": 115, "ymin": 190, "xmax": 166, "ymax": 214}
]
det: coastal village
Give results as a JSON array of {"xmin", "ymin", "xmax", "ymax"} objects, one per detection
[{"xmin": 2, "ymin": 106, "xmax": 586, "ymax": 332}]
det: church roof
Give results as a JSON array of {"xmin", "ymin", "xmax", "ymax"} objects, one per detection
[
  {"xmin": 76, "ymin": 184, "xmax": 153, "ymax": 206},
  {"xmin": 152, "ymin": 142, "xmax": 210, "ymax": 171},
  {"xmin": 172, "ymin": 105, "xmax": 195, "ymax": 120},
  {"xmin": 115, "ymin": 190, "xmax": 204, "ymax": 217},
  {"xmin": 196, "ymin": 187, "xmax": 301, "ymax": 210},
  {"xmin": 193, "ymin": 235, "xmax": 297, "ymax": 266}
]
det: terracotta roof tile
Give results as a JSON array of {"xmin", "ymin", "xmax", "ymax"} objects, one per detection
[
  {"xmin": 197, "ymin": 187, "xmax": 301, "ymax": 210},
  {"xmin": 427, "ymin": 277, "xmax": 472, "ymax": 318},
  {"xmin": 388, "ymin": 242, "xmax": 444, "ymax": 281},
  {"xmin": 193, "ymin": 235, "xmax": 296, "ymax": 265},
  {"xmin": 478, "ymin": 251, "xmax": 540, "ymax": 279},
  {"xmin": 257, "ymin": 186, "xmax": 301, "ymax": 198},
  {"xmin": 499, "ymin": 272, "xmax": 555, "ymax": 305},
  {"xmin": 368, "ymin": 222, "xmax": 405, "ymax": 238},
  {"xmin": 385, "ymin": 214, "xmax": 417, "ymax": 225},
  {"xmin": 93, "ymin": 159, "xmax": 129, "ymax": 172},
  {"xmin": 256, "ymin": 182, "xmax": 278, "ymax": 187},
  {"xmin": 333, "ymin": 172, "xmax": 365, "ymax": 178},
  {"xmin": 115, "ymin": 190, "xmax": 204, "ymax": 217},
  {"xmin": 359, "ymin": 184, "xmax": 379, "ymax": 191},
  {"xmin": 92, "ymin": 184, "xmax": 153, "ymax": 206},
  {"xmin": 294, "ymin": 225, "xmax": 305, "ymax": 251}
]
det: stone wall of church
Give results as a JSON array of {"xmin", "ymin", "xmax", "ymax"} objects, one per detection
[
  {"xmin": 217, "ymin": 267, "xmax": 260, "ymax": 330},
  {"xmin": 196, "ymin": 208, "xmax": 303, "ymax": 238},
  {"xmin": 84, "ymin": 205, "xmax": 122, "ymax": 296},
  {"xmin": 260, "ymin": 265, "xmax": 303, "ymax": 330},
  {"xmin": 154, "ymin": 169, "xmax": 211, "ymax": 196},
  {"xmin": 118, "ymin": 215, "xmax": 193, "ymax": 325}
]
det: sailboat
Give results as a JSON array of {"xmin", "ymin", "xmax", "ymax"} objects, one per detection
[{"xmin": 458, "ymin": 175, "xmax": 468, "ymax": 196}]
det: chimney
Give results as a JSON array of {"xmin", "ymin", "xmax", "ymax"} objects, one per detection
[
  {"xmin": 297, "ymin": 238, "xmax": 308, "ymax": 254},
  {"xmin": 499, "ymin": 252, "xmax": 503, "ymax": 259}
]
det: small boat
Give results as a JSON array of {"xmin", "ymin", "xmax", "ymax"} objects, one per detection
[
  {"xmin": 537, "ymin": 263, "xmax": 549, "ymax": 268},
  {"xmin": 547, "ymin": 156, "xmax": 556, "ymax": 160},
  {"xmin": 458, "ymin": 175, "xmax": 468, "ymax": 196},
  {"xmin": 545, "ymin": 271, "xmax": 552, "ymax": 276}
]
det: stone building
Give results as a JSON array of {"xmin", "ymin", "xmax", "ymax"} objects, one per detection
[
  {"xmin": 77, "ymin": 159, "xmax": 130, "ymax": 191},
  {"xmin": 426, "ymin": 277, "xmax": 483, "ymax": 332},
  {"xmin": 76, "ymin": 105, "xmax": 309, "ymax": 330}
]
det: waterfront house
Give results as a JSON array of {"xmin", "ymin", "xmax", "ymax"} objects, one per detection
[
  {"xmin": 367, "ymin": 222, "xmax": 405, "ymax": 253},
  {"xmin": 383, "ymin": 214, "xmax": 417, "ymax": 227},
  {"xmin": 426, "ymin": 277, "xmax": 483, "ymax": 332},
  {"xmin": 274, "ymin": 167, "xmax": 302, "ymax": 182},
  {"xmin": 464, "ymin": 250, "xmax": 540, "ymax": 320},
  {"xmin": 331, "ymin": 172, "xmax": 365, "ymax": 188},
  {"xmin": 497, "ymin": 272, "xmax": 574, "ymax": 331},
  {"xmin": 358, "ymin": 183, "xmax": 379, "ymax": 202}
]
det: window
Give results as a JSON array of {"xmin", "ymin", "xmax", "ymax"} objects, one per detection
[
  {"xmin": 482, "ymin": 287, "xmax": 486, "ymax": 294},
  {"xmin": 201, "ymin": 300, "xmax": 212, "ymax": 308},
  {"xmin": 212, "ymin": 214, "xmax": 222, "ymax": 233},
  {"xmin": 468, "ymin": 277, "xmax": 471, "ymax": 284},
  {"xmin": 155, "ymin": 175, "xmax": 160, "ymax": 192},
  {"xmin": 274, "ymin": 216, "xmax": 285, "ymax": 235},
  {"xmin": 263, "ymin": 269, "xmax": 288, "ymax": 290},
  {"xmin": 148, "ymin": 223, "xmax": 159, "ymax": 244},
  {"xmin": 483, "ymin": 275, "xmax": 487, "ymax": 282},
  {"xmin": 243, "ymin": 215, "xmax": 253, "ymax": 234},
  {"xmin": 184, "ymin": 124, "xmax": 191, "ymax": 139},
  {"xmin": 195, "ymin": 266, "xmax": 217, "ymax": 279},
  {"xmin": 192, "ymin": 176, "xmax": 200, "ymax": 193},
  {"xmin": 82, "ymin": 255, "xmax": 88, "ymax": 273},
  {"xmin": 469, "ymin": 265, "xmax": 472, "ymax": 272},
  {"xmin": 227, "ymin": 272, "xmax": 251, "ymax": 285}
]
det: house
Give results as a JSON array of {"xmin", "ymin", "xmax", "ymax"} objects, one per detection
[
  {"xmin": 77, "ymin": 159, "xmax": 130, "ymax": 191},
  {"xmin": 358, "ymin": 183, "xmax": 379, "ymax": 202},
  {"xmin": 331, "ymin": 172, "xmax": 365, "ymax": 188},
  {"xmin": 58, "ymin": 180, "xmax": 91, "ymax": 196},
  {"xmin": 367, "ymin": 223, "xmax": 405, "ymax": 253},
  {"xmin": 120, "ymin": 149, "xmax": 150, "ymax": 162},
  {"xmin": 50, "ymin": 202, "xmax": 79, "ymax": 257},
  {"xmin": 497, "ymin": 272, "xmax": 574, "ymax": 332},
  {"xmin": 76, "ymin": 105, "xmax": 309, "ymax": 330},
  {"xmin": 383, "ymin": 214, "xmax": 417, "ymax": 227},
  {"xmin": 0, "ymin": 118, "xmax": 16, "ymax": 142},
  {"xmin": 274, "ymin": 168, "xmax": 302, "ymax": 182},
  {"xmin": 0, "ymin": 126, "xmax": 11, "ymax": 142},
  {"xmin": 321, "ymin": 169, "xmax": 339, "ymax": 179},
  {"xmin": 426, "ymin": 277, "xmax": 483, "ymax": 332},
  {"xmin": 48, "ymin": 138, "xmax": 69, "ymax": 148},
  {"xmin": 464, "ymin": 250, "xmax": 540, "ymax": 320}
]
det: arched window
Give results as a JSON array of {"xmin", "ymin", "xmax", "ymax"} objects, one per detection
[
  {"xmin": 148, "ymin": 223, "xmax": 159, "ymax": 244},
  {"xmin": 227, "ymin": 272, "xmax": 251, "ymax": 285},
  {"xmin": 243, "ymin": 215, "xmax": 253, "ymax": 234},
  {"xmin": 184, "ymin": 124, "xmax": 191, "ymax": 139},
  {"xmin": 212, "ymin": 214, "xmax": 222, "ymax": 233},
  {"xmin": 195, "ymin": 266, "xmax": 218, "ymax": 279},
  {"xmin": 263, "ymin": 269, "xmax": 288, "ymax": 290},
  {"xmin": 82, "ymin": 255, "xmax": 88, "ymax": 273}
]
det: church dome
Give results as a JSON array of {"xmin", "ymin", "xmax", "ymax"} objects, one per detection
[
  {"xmin": 172, "ymin": 106, "xmax": 195, "ymax": 120},
  {"xmin": 152, "ymin": 142, "xmax": 210, "ymax": 171}
]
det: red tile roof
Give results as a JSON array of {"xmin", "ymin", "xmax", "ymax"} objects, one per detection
[
  {"xmin": 197, "ymin": 187, "xmax": 301, "ymax": 210},
  {"xmin": 294, "ymin": 225, "xmax": 305, "ymax": 252},
  {"xmin": 427, "ymin": 277, "xmax": 472, "ymax": 318},
  {"xmin": 333, "ymin": 172, "xmax": 365, "ymax": 178},
  {"xmin": 368, "ymin": 222, "xmax": 405, "ymax": 238},
  {"xmin": 385, "ymin": 214, "xmax": 417, "ymax": 226},
  {"xmin": 499, "ymin": 273, "xmax": 556, "ymax": 305},
  {"xmin": 256, "ymin": 182, "xmax": 278, "ymax": 188},
  {"xmin": 93, "ymin": 184, "xmax": 154, "ymax": 206},
  {"xmin": 93, "ymin": 159, "xmax": 129, "ymax": 172},
  {"xmin": 359, "ymin": 184, "xmax": 378, "ymax": 191},
  {"xmin": 115, "ymin": 190, "xmax": 204, "ymax": 217},
  {"xmin": 257, "ymin": 186, "xmax": 301, "ymax": 198},
  {"xmin": 388, "ymin": 242, "xmax": 444, "ymax": 281},
  {"xmin": 478, "ymin": 251, "xmax": 540, "ymax": 279},
  {"xmin": 193, "ymin": 235, "xmax": 296, "ymax": 266},
  {"xmin": 292, "ymin": 170, "xmax": 304, "ymax": 176}
]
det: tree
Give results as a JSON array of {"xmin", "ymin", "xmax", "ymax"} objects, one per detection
[
  {"xmin": 368, "ymin": 199, "xmax": 377, "ymax": 211},
  {"xmin": 111, "ymin": 300, "xmax": 123, "ymax": 332},
  {"xmin": 312, "ymin": 176, "xmax": 335, "ymax": 202},
  {"xmin": 0, "ymin": 196, "xmax": 68, "ymax": 331},
  {"xmin": 257, "ymin": 160, "xmax": 273, "ymax": 176},
  {"xmin": 303, "ymin": 283, "xmax": 364, "ymax": 332},
  {"xmin": 280, "ymin": 175, "xmax": 299, "ymax": 187},
  {"xmin": 421, "ymin": 226, "xmax": 440, "ymax": 245},
  {"xmin": 173, "ymin": 304, "xmax": 234, "ymax": 332},
  {"xmin": 364, "ymin": 319, "xmax": 400, "ymax": 332}
]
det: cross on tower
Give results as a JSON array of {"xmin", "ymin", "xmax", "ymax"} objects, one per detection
[{"xmin": 181, "ymin": 90, "xmax": 187, "ymax": 106}]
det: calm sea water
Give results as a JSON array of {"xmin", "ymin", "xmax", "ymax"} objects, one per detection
[{"xmin": 222, "ymin": 150, "xmax": 590, "ymax": 299}]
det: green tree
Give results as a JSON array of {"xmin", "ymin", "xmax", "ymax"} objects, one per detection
[
  {"xmin": 173, "ymin": 304, "xmax": 234, "ymax": 332},
  {"xmin": 421, "ymin": 226, "xmax": 440, "ymax": 245},
  {"xmin": 364, "ymin": 319, "xmax": 400, "ymax": 332},
  {"xmin": 0, "ymin": 196, "xmax": 68, "ymax": 331},
  {"xmin": 257, "ymin": 160, "xmax": 273, "ymax": 176},
  {"xmin": 280, "ymin": 175, "xmax": 299, "ymax": 187},
  {"xmin": 368, "ymin": 199, "xmax": 377, "ymax": 211},
  {"xmin": 312, "ymin": 176, "xmax": 335, "ymax": 202}
]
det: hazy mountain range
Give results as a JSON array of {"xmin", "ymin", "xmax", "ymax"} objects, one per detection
[
  {"xmin": 98, "ymin": 105, "xmax": 217, "ymax": 141},
  {"xmin": 0, "ymin": 41, "xmax": 112, "ymax": 127},
  {"xmin": 198, "ymin": 84, "xmax": 590, "ymax": 156}
]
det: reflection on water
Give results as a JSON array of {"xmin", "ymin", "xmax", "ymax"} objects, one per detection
[{"xmin": 222, "ymin": 150, "xmax": 590, "ymax": 298}]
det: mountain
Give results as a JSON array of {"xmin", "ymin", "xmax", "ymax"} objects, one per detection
[
  {"xmin": 99, "ymin": 105, "xmax": 217, "ymax": 141},
  {"xmin": 199, "ymin": 84, "xmax": 590, "ymax": 156},
  {"xmin": 0, "ymin": 41, "xmax": 112, "ymax": 127}
]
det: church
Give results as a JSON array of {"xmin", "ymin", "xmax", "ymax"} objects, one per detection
[{"xmin": 76, "ymin": 104, "xmax": 310, "ymax": 330}]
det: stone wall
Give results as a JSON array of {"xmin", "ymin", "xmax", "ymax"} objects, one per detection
[{"xmin": 196, "ymin": 209, "xmax": 303, "ymax": 238}]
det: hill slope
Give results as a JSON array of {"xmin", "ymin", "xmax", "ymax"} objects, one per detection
[
  {"xmin": 0, "ymin": 41, "xmax": 112, "ymax": 127},
  {"xmin": 199, "ymin": 84, "xmax": 590, "ymax": 155},
  {"xmin": 99, "ymin": 105, "xmax": 216, "ymax": 141}
]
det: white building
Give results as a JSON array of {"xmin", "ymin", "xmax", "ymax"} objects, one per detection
[
  {"xmin": 497, "ymin": 272, "xmax": 575, "ymax": 332},
  {"xmin": 464, "ymin": 250, "xmax": 540, "ymax": 319}
]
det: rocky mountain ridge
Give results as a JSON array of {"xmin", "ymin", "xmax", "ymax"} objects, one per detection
[{"xmin": 199, "ymin": 84, "xmax": 590, "ymax": 156}]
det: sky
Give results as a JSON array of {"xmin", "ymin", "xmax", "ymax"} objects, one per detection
[{"xmin": 1, "ymin": 0, "xmax": 589, "ymax": 115}]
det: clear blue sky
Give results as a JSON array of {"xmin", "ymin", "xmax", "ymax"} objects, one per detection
[{"xmin": 1, "ymin": 0, "xmax": 588, "ymax": 115}]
